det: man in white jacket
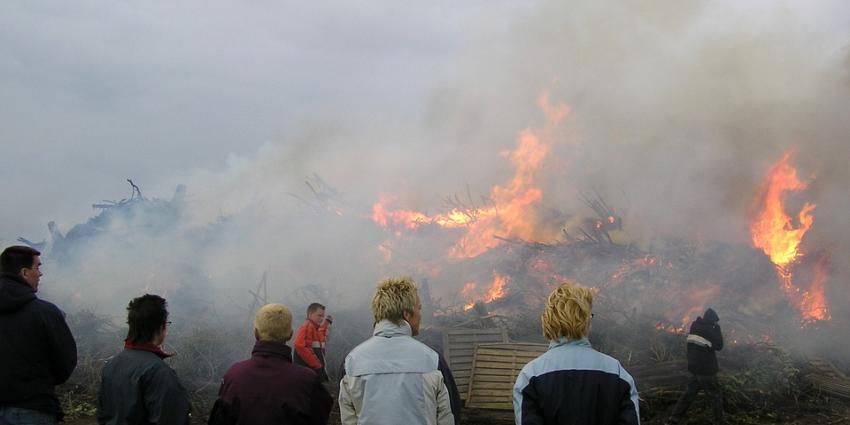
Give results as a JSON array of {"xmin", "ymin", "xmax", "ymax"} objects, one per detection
[{"xmin": 339, "ymin": 277, "xmax": 454, "ymax": 425}]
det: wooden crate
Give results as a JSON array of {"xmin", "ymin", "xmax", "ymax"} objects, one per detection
[
  {"xmin": 443, "ymin": 328, "xmax": 509, "ymax": 400},
  {"xmin": 465, "ymin": 342, "xmax": 548, "ymax": 410}
]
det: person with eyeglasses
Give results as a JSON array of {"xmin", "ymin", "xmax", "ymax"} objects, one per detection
[
  {"xmin": 97, "ymin": 294, "xmax": 190, "ymax": 425},
  {"xmin": 0, "ymin": 246, "xmax": 77, "ymax": 425},
  {"xmin": 513, "ymin": 282, "xmax": 640, "ymax": 425}
]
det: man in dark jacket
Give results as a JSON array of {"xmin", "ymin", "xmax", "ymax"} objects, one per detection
[
  {"xmin": 0, "ymin": 246, "xmax": 77, "ymax": 425},
  {"xmin": 666, "ymin": 307, "xmax": 724, "ymax": 425},
  {"xmin": 97, "ymin": 294, "xmax": 190, "ymax": 425},
  {"xmin": 208, "ymin": 303, "xmax": 332, "ymax": 425}
]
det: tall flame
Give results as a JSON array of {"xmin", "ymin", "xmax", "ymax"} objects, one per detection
[
  {"xmin": 750, "ymin": 152, "xmax": 828, "ymax": 323},
  {"xmin": 800, "ymin": 255, "xmax": 830, "ymax": 322},
  {"xmin": 750, "ymin": 152, "xmax": 815, "ymax": 266},
  {"xmin": 371, "ymin": 93, "xmax": 568, "ymax": 259}
]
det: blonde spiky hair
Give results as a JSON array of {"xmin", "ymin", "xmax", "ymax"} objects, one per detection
[
  {"xmin": 254, "ymin": 303, "xmax": 293, "ymax": 343},
  {"xmin": 371, "ymin": 277, "xmax": 419, "ymax": 325},
  {"xmin": 542, "ymin": 282, "xmax": 593, "ymax": 341}
]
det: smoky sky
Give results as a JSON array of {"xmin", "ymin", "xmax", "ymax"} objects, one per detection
[
  {"xmin": 2, "ymin": 1, "xmax": 850, "ymax": 319},
  {"xmin": 0, "ymin": 0, "xmax": 534, "ymax": 239}
]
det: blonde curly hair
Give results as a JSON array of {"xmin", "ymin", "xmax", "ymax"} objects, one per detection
[
  {"xmin": 254, "ymin": 303, "xmax": 293, "ymax": 342},
  {"xmin": 371, "ymin": 277, "xmax": 419, "ymax": 325},
  {"xmin": 542, "ymin": 282, "xmax": 593, "ymax": 341}
]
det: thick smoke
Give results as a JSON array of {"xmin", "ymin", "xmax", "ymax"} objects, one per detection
[{"xmin": 4, "ymin": 1, "xmax": 850, "ymax": 352}]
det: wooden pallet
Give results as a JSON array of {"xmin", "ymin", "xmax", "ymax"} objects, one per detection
[
  {"xmin": 627, "ymin": 360, "xmax": 689, "ymax": 391},
  {"xmin": 443, "ymin": 328, "xmax": 509, "ymax": 400},
  {"xmin": 804, "ymin": 358, "xmax": 850, "ymax": 400},
  {"xmin": 465, "ymin": 342, "xmax": 548, "ymax": 410}
]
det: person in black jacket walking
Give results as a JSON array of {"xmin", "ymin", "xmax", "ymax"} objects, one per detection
[
  {"xmin": 0, "ymin": 245, "xmax": 77, "ymax": 425},
  {"xmin": 97, "ymin": 294, "xmax": 190, "ymax": 425},
  {"xmin": 666, "ymin": 308, "xmax": 725, "ymax": 425}
]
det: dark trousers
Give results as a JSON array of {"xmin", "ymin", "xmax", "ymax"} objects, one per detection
[
  {"xmin": 669, "ymin": 374, "xmax": 724, "ymax": 424},
  {"xmin": 294, "ymin": 347, "xmax": 328, "ymax": 382}
]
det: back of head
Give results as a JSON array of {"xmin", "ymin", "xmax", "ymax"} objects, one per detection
[
  {"xmin": 306, "ymin": 302, "xmax": 325, "ymax": 316},
  {"xmin": 255, "ymin": 303, "xmax": 293, "ymax": 343},
  {"xmin": 703, "ymin": 307, "xmax": 719, "ymax": 323},
  {"xmin": 371, "ymin": 277, "xmax": 418, "ymax": 325},
  {"xmin": 542, "ymin": 282, "xmax": 594, "ymax": 341},
  {"xmin": 1, "ymin": 245, "xmax": 40, "ymax": 276},
  {"xmin": 126, "ymin": 294, "xmax": 168, "ymax": 344}
]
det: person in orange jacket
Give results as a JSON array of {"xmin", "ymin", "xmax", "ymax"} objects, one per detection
[{"xmin": 293, "ymin": 302, "xmax": 332, "ymax": 381}]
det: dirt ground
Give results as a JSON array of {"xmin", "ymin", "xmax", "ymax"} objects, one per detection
[{"xmin": 62, "ymin": 379, "xmax": 850, "ymax": 425}]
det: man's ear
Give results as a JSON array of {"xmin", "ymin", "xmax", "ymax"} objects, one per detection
[{"xmin": 402, "ymin": 310, "xmax": 412, "ymax": 322}]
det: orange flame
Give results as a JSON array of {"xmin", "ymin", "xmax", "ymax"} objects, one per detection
[
  {"xmin": 800, "ymin": 255, "xmax": 830, "ymax": 322},
  {"xmin": 484, "ymin": 273, "xmax": 508, "ymax": 303},
  {"xmin": 371, "ymin": 93, "xmax": 569, "ymax": 259},
  {"xmin": 448, "ymin": 130, "xmax": 548, "ymax": 258},
  {"xmin": 750, "ymin": 152, "xmax": 829, "ymax": 323},
  {"xmin": 461, "ymin": 273, "xmax": 510, "ymax": 310},
  {"xmin": 750, "ymin": 152, "xmax": 815, "ymax": 266}
]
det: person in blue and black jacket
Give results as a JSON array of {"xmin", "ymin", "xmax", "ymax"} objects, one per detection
[{"xmin": 513, "ymin": 282, "xmax": 640, "ymax": 425}]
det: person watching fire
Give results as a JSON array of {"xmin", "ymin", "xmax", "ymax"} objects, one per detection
[
  {"xmin": 665, "ymin": 308, "xmax": 725, "ymax": 425},
  {"xmin": 208, "ymin": 303, "xmax": 332, "ymax": 425},
  {"xmin": 0, "ymin": 245, "xmax": 77, "ymax": 425},
  {"xmin": 97, "ymin": 294, "xmax": 190, "ymax": 425},
  {"xmin": 513, "ymin": 282, "xmax": 640, "ymax": 425},
  {"xmin": 293, "ymin": 302, "xmax": 332, "ymax": 381},
  {"xmin": 339, "ymin": 277, "xmax": 454, "ymax": 425}
]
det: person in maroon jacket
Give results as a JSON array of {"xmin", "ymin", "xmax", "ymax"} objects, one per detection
[{"xmin": 208, "ymin": 303, "xmax": 332, "ymax": 425}]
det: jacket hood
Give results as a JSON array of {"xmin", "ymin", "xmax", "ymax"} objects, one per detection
[
  {"xmin": 703, "ymin": 308, "xmax": 719, "ymax": 323},
  {"xmin": 0, "ymin": 274, "xmax": 36, "ymax": 314}
]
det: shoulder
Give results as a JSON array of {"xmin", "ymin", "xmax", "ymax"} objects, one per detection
[
  {"xmin": 31, "ymin": 298, "xmax": 66, "ymax": 319},
  {"xmin": 522, "ymin": 344, "xmax": 624, "ymax": 378},
  {"xmin": 346, "ymin": 336, "xmax": 438, "ymax": 375},
  {"xmin": 222, "ymin": 358, "xmax": 252, "ymax": 380}
]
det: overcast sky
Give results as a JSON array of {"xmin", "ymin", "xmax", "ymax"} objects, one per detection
[
  {"xmin": 0, "ymin": 1, "xmax": 535, "ymax": 240},
  {"xmin": 2, "ymin": 0, "xmax": 849, "ymax": 249}
]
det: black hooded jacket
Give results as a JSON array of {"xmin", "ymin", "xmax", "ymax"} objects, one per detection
[
  {"xmin": 686, "ymin": 308, "xmax": 723, "ymax": 375},
  {"xmin": 0, "ymin": 273, "xmax": 77, "ymax": 418}
]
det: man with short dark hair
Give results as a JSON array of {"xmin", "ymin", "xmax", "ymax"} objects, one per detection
[
  {"xmin": 293, "ymin": 302, "xmax": 332, "ymax": 381},
  {"xmin": 208, "ymin": 303, "xmax": 332, "ymax": 425},
  {"xmin": 97, "ymin": 294, "xmax": 190, "ymax": 425},
  {"xmin": 0, "ymin": 245, "xmax": 77, "ymax": 425}
]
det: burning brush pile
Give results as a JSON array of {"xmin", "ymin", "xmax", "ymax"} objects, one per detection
[
  {"xmin": 364, "ymin": 100, "xmax": 847, "ymax": 422},
  {"xmin": 23, "ymin": 96, "xmax": 849, "ymax": 424}
]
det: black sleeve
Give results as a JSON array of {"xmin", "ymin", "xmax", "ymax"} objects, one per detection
[
  {"xmin": 309, "ymin": 375, "xmax": 333, "ymax": 425},
  {"xmin": 712, "ymin": 324, "xmax": 723, "ymax": 351},
  {"xmin": 617, "ymin": 378, "xmax": 640, "ymax": 425},
  {"xmin": 44, "ymin": 304, "xmax": 77, "ymax": 384},
  {"xmin": 437, "ymin": 353, "xmax": 462, "ymax": 423},
  {"xmin": 519, "ymin": 380, "xmax": 546, "ymax": 425}
]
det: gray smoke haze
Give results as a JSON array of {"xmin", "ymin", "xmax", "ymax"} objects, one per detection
[{"xmin": 2, "ymin": 0, "xmax": 849, "ymax": 332}]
